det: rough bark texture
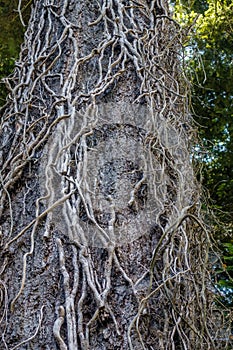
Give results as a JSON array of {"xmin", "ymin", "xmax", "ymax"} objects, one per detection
[{"xmin": 0, "ymin": 1, "xmax": 231, "ymax": 349}]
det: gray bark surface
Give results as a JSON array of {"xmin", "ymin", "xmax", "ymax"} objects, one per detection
[{"xmin": 0, "ymin": 1, "xmax": 230, "ymax": 349}]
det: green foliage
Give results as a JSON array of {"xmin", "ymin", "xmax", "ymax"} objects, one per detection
[
  {"xmin": 175, "ymin": 0, "xmax": 233, "ymax": 224},
  {"xmin": 0, "ymin": 0, "xmax": 31, "ymax": 104},
  {"xmin": 175, "ymin": 0, "xmax": 233, "ymax": 303},
  {"xmin": 214, "ymin": 242, "xmax": 233, "ymax": 306},
  {"xmin": 177, "ymin": 0, "xmax": 209, "ymax": 14}
]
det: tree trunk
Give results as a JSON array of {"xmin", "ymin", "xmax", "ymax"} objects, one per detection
[{"xmin": 0, "ymin": 1, "xmax": 229, "ymax": 349}]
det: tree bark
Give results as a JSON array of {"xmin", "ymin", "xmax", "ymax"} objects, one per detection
[{"xmin": 0, "ymin": 1, "xmax": 230, "ymax": 349}]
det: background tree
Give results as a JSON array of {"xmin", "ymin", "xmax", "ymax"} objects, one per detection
[{"xmin": 0, "ymin": 1, "xmax": 231, "ymax": 349}]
